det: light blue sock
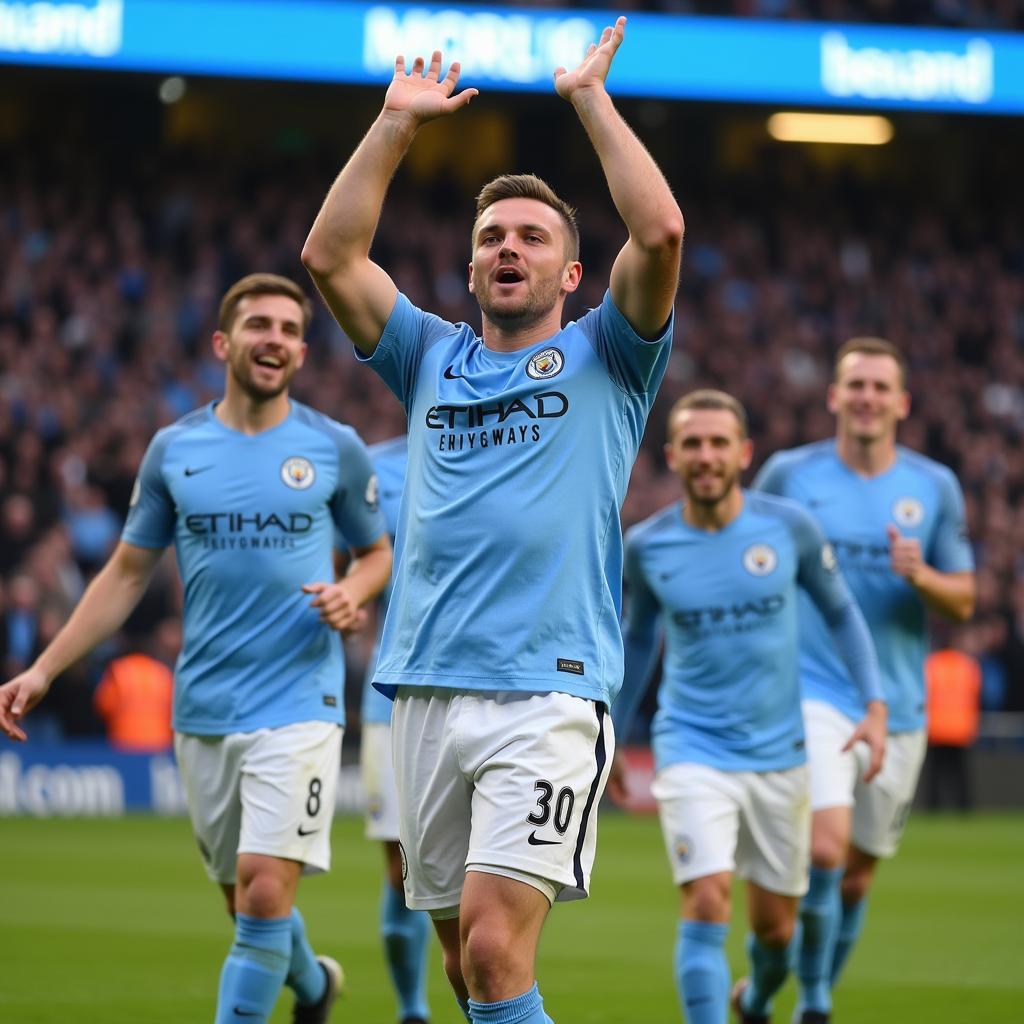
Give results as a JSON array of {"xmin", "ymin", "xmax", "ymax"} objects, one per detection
[
  {"xmin": 381, "ymin": 882, "xmax": 431, "ymax": 1021},
  {"xmin": 831, "ymin": 897, "xmax": 868, "ymax": 986},
  {"xmin": 676, "ymin": 920, "xmax": 730, "ymax": 1024},
  {"xmin": 468, "ymin": 982, "xmax": 552, "ymax": 1023},
  {"xmin": 742, "ymin": 931, "xmax": 794, "ymax": 1016},
  {"xmin": 457, "ymin": 995, "xmax": 473, "ymax": 1021},
  {"xmin": 797, "ymin": 867, "xmax": 843, "ymax": 1014},
  {"xmin": 215, "ymin": 912, "xmax": 291, "ymax": 1023},
  {"xmin": 285, "ymin": 907, "xmax": 326, "ymax": 1005}
]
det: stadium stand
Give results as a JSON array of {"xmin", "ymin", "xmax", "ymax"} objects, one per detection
[{"xmin": 1, "ymin": 71, "xmax": 1022, "ymax": 739}]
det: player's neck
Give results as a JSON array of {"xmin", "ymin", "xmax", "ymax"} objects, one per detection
[
  {"xmin": 682, "ymin": 487, "xmax": 744, "ymax": 532},
  {"xmin": 480, "ymin": 307, "xmax": 564, "ymax": 352},
  {"xmin": 215, "ymin": 390, "xmax": 292, "ymax": 435},
  {"xmin": 835, "ymin": 433, "xmax": 897, "ymax": 477}
]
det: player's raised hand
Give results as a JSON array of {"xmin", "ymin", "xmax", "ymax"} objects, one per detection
[
  {"xmin": 843, "ymin": 699, "xmax": 888, "ymax": 782},
  {"xmin": 384, "ymin": 51, "xmax": 478, "ymax": 125},
  {"xmin": 887, "ymin": 524, "xmax": 925, "ymax": 584},
  {"xmin": 302, "ymin": 581, "xmax": 362, "ymax": 632},
  {"xmin": 0, "ymin": 666, "xmax": 51, "ymax": 742},
  {"xmin": 553, "ymin": 16, "xmax": 626, "ymax": 102}
]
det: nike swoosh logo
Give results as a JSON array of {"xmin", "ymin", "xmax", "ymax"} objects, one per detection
[
  {"xmin": 443, "ymin": 364, "xmax": 467, "ymax": 381},
  {"xmin": 527, "ymin": 832, "xmax": 561, "ymax": 846},
  {"xmin": 233, "ymin": 1008, "xmax": 261, "ymax": 1017},
  {"xmin": 297, "ymin": 825, "xmax": 321, "ymax": 837},
  {"xmin": 686, "ymin": 995, "xmax": 712, "ymax": 1007},
  {"xmin": 184, "ymin": 466, "xmax": 213, "ymax": 477}
]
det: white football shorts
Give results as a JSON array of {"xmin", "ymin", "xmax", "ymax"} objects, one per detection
[
  {"xmin": 361, "ymin": 720, "xmax": 400, "ymax": 842},
  {"xmin": 390, "ymin": 687, "xmax": 613, "ymax": 916},
  {"xmin": 174, "ymin": 720, "xmax": 342, "ymax": 883},
  {"xmin": 803, "ymin": 698, "xmax": 927, "ymax": 858},
  {"xmin": 651, "ymin": 761, "xmax": 811, "ymax": 897}
]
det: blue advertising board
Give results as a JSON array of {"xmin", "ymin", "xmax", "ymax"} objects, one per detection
[{"xmin": 1, "ymin": 0, "xmax": 1022, "ymax": 114}]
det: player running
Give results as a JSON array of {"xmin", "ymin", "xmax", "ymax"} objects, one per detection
[
  {"xmin": 754, "ymin": 338, "xmax": 975, "ymax": 1023},
  {"xmin": 610, "ymin": 390, "xmax": 885, "ymax": 1024},
  {"xmin": 0, "ymin": 274, "xmax": 392, "ymax": 1024},
  {"xmin": 302, "ymin": 17, "xmax": 683, "ymax": 1024},
  {"xmin": 357, "ymin": 435, "xmax": 432, "ymax": 1024}
]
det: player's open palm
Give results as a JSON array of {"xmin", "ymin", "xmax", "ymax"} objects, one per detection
[
  {"xmin": 384, "ymin": 52, "xmax": 477, "ymax": 125},
  {"xmin": 0, "ymin": 666, "xmax": 50, "ymax": 742},
  {"xmin": 554, "ymin": 16, "xmax": 625, "ymax": 101}
]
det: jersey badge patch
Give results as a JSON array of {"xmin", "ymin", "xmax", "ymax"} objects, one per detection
[
  {"xmin": 281, "ymin": 456, "xmax": 315, "ymax": 490},
  {"xmin": 526, "ymin": 347, "xmax": 564, "ymax": 380},
  {"xmin": 674, "ymin": 834, "xmax": 694, "ymax": 864},
  {"xmin": 821, "ymin": 543, "xmax": 838, "ymax": 573},
  {"xmin": 892, "ymin": 497, "xmax": 924, "ymax": 527},
  {"xmin": 742, "ymin": 543, "xmax": 778, "ymax": 576},
  {"xmin": 365, "ymin": 473, "xmax": 380, "ymax": 511}
]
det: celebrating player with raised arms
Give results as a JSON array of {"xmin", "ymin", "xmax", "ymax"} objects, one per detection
[
  {"xmin": 0, "ymin": 274, "xmax": 392, "ymax": 1024},
  {"xmin": 755, "ymin": 338, "xmax": 975, "ymax": 1023},
  {"xmin": 302, "ymin": 17, "xmax": 683, "ymax": 1024},
  {"xmin": 610, "ymin": 390, "xmax": 885, "ymax": 1024}
]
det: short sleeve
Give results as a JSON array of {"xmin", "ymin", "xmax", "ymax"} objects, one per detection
[
  {"xmin": 121, "ymin": 432, "xmax": 176, "ymax": 549},
  {"xmin": 575, "ymin": 291, "xmax": 672, "ymax": 397},
  {"xmin": 331, "ymin": 429, "xmax": 388, "ymax": 549},
  {"xmin": 930, "ymin": 470, "xmax": 974, "ymax": 574},
  {"xmin": 355, "ymin": 292, "xmax": 457, "ymax": 409}
]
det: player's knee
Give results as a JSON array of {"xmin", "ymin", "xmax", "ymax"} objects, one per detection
[
  {"xmin": 237, "ymin": 871, "xmax": 291, "ymax": 918},
  {"xmin": 840, "ymin": 869, "xmax": 872, "ymax": 905},
  {"xmin": 810, "ymin": 833, "xmax": 846, "ymax": 870},
  {"xmin": 685, "ymin": 885, "xmax": 730, "ymax": 923},
  {"xmin": 461, "ymin": 922, "xmax": 522, "ymax": 997},
  {"xmin": 753, "ymin": 916, "xmax": 795, "ymax": 948}
]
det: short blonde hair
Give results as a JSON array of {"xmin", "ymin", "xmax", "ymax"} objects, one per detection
[
  {"xmin": 474, "ymin": 173, "xmax": 579, "ymax": 261},
  {"xmin": 218, "ymin": 274, "xmax": 313, "ymax": 334}
]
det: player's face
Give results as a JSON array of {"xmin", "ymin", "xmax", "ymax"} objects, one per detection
[
  {"xmin": 828, "ymin": 353, "xmax": 909, "ymax": 444},
  {"xmin": 468, "ymin": 198, "xmax": 581, "ymax": 328},
  {"xmin": 665, "ymin": 408, "xmax": 753, "ymax": 506},
  {"xmin": 213, "ymin": 294, "xmax": 307, "ymax": 400}
]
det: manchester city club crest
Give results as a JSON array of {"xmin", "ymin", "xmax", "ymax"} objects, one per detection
[
  {"xmin": 280, "ymin": 456, "xmax": 315, "ymax": 490},
  {"xmin": 892, "ymin": 497, "xmax": 924, "ymax": 527},
  {"xmin": 822, "ymin": 542, "xmax": 838, "ymax": 573},
  {"xmin": 674, "ymin": 834, "xmax": 694, "ymax": 865},
  {"xmin": 742, "ymin": 543, "xmax": 778, "ymax": 576},
  {"xmin": 526, "ymin": 347, "xmax": 564, "ymax": 380}
]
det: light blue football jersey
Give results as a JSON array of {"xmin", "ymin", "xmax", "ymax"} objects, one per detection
[
  {"xmin": 358, "ymin": 290, "xmax": 671, "ymax": 705},
  {"xmin": 615, "ymin": 493, "xmax": 881, "ymax": 774},
  {"xmin": 754, "ymin": 440, "xmax": 974, "ymax": 732},
  {"xmin": 122, "ymin": 401, "xmax": 386, "ymax": 735},
  {"xmin": 360, "ymin": 436, "xmax": 408, "ymax": 725}
]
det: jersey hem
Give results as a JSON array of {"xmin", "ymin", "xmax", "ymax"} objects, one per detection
[
  {"xmin": 373, "ymin": 670, "xmax": 609, "ymax": 705},
  {"xmin": 655, "ymin": 751, "xmax": 807, "ymax": 775},
  {"xmin": 172, "ymin": 710, "xmax": 345, "ymax": 735}
]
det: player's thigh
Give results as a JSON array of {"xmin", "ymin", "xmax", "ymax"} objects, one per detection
[
  {"xmin": 852, "ymin": 728, "xmax": 927, "ymax": 859},
  {"xmin": 361, "ymin": 720, "xmax": 400, "ymax": 842},
  {"xmin": 391, "ymin": 687, "xmax": 473, "ymax": 915},
  {"xmin": 464, "ymin": 691, "xmax": 612, "ymax": 905},
  {"xmin": 803, "ymin": 699, "xmax": 859, "ymax": 811},
  {"xmin": 238, "ymin": 721, "xmax": 342, "ymax": 875},
  {"xmin": 651, "ymin": 762, "xmax": 743, "ymax": 887},
  {"xmin": 736, "ymin": 765, "xmax": 811, "ymax": 899},
  {"xmin": 174, "ymin": 731, "xmax": 245, "ymax": 883}
]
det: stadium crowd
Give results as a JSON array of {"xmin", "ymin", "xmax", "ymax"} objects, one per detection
[{"xmin": 1, "ymin": 132, "xmax": 1021, "ymax": 738}]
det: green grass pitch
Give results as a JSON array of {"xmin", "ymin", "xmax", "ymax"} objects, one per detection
[{"xmin": 0, "ymin": 811, "xmax": 1020, "ymax": 1022}]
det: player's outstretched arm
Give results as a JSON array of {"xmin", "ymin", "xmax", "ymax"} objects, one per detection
[
  {"xmin": 0, "ymin": 542, "xmax": 164, "ymax": 741},
  {"xmin": 554, "ymin": 17, "xmax": 683, "ymax": 339},
  {"xmin": 302, "ymin": 52, "xmax": 478, "ymax": 354},
  {"xmin": 303, "ymin": 534, "xmax": 392, "ymax": 632}
]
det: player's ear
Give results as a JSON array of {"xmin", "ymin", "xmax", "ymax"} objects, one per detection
[
  {"xmin": 294, "ymin": 342, "xmax": 309, "ymax": 370},
  {"xmin": 211, "ymin": 330, "xmax": 229, "ymax": 363},
  {"xmin": 739, "ymin": 438, "xmax": 754, "ymax": 471},
  {"xmin": 467, "ymin": 260, "xmax": 475, "ymax": 295},
  {"xmin": 897, "ymin": 389, "xmax": 911, "ymax": 421},
  {"xmin": 561, "ymin": 260, "xmax": 583, "ymax": 294},
  {"xmin": 826, "ymin": 382, "xmax": 839, "ymax": 415},
  {"xmin": 663, "ymin": 441, "xmax": 678, "ymax": 472}
]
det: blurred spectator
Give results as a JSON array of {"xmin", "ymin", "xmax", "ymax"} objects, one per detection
[
  {"xmin": 924, "ymin": 644, "xmax": 982, "ymax": 811},
  {"xmin": 93, "ymin": 626, "xmax": 176, "ymax": 753}
]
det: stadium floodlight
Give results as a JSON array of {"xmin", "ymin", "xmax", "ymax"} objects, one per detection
[
  {"xmin": 158, "ymin": 75, "xmax": 186, "ymax": 104},
  {"xmin": 767, "ymin": 111, "xmax": 894, "ymax": 145}
]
